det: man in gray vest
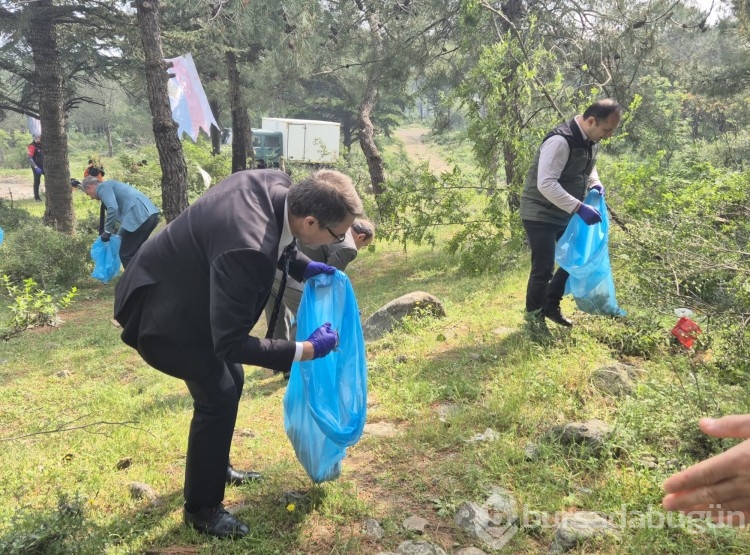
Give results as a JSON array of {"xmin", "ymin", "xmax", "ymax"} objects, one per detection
[{"xmin": 520, "ymin": 99, "xmax": 623, "ymax": 332}]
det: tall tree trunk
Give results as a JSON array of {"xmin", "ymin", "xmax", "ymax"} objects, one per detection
[
  {"xmin": 209, "ymin": 98, "xmax": 222, "ymax": 155},
  {"xmin": 226, "ymin": 50, "xmax": 251, "ymax": 172},
  {"xmin": 342, "ymin": 116, "xmax": 353, "ymax": 153},
  {"xmin": 105, "ymin": 110, "xmax": 114, "ymax": 158},
  {"xmin": 355, "ymin": 0, "xmax": 387, "ymax": 208},
  {"xmin": 27, "ymin": 1, "xmax": 74, "ymax": 233},
  {"xmin": 503, "ymin": 142, "xmax": 520, "ymax": 209},
  {"xmin": 358, "ymin": 84, "xmax": 385, "ymax": 197},
  {"xmin": 136, "ymin": 0, "xmax": 188, "ymax": 222}
]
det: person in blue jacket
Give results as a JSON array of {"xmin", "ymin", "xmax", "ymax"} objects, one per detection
[{"xmin": 79, "ymin": 176, "xmax": 160, "ymax": 268}]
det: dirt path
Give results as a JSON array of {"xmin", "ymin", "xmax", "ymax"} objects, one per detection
[
  {"xmin": 0, "ymin": 174, "xmax": 37, "ymax": 201},
  {"xmin": 394, "ymin": 127, "xmax": 452, "ymax": 173}
]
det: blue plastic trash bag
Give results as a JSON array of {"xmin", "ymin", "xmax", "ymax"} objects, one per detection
[
  {"xmin": 90, "ymin": 235, "xmax": 122, "ymax": 284},
  {"xmin": 283, "ymin": 270, "xmax": 368, "ymax": 483},
  {"xmin": 555, "ymin": 190, "xmax": 625, "ymax": 316},
  {"xmin": 0, "ymin": 226, "xmax": 4, "ymax": 246}
]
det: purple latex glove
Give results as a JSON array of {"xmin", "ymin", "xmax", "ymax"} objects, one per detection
[
  {"xmin": 307, "ymin": 322, "xmax": 339, "ymax": 359},
  {"xmin": 303, "ymin": 261, "xmax": 336, "ymax": 280},
  {"xmin": 577, "ymin": 203, "xmax": 602, "ymax": 225},
  {"xmin": 590, "ymin": 184, "xmax": 604, "ymax": 196},
  {"xmin": 34, "ymin": 166, "xmax": 43, "ymax": 175}
]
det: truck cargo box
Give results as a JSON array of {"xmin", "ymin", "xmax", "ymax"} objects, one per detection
[{"xmin": 261, "ymin": 117, "xmax": 340, "ymax": 164}]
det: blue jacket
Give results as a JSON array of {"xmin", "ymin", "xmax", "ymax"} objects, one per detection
[{"xmin": 96, "ymin": 180, "xmax": 159, "ymax": 233}]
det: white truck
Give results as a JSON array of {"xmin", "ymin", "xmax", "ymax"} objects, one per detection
[{"xmin": 258, "ymin": 117, "xmax": 340, "ymax": 165}]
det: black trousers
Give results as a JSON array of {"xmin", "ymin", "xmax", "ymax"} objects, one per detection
[
  {"xmin": 32, "ymin": 169, "xmax": 43, "ymax": 200},
  {"xmin": 119, "ymin": 214, "xmax": 159, "ymax": 268},
  {"xmin": 117, "ymin": 284, "xmax": 244, "ymax": 509},
  {"xmin": 522, "ymin": 219, "xmax": 570, "ymax": 313}
]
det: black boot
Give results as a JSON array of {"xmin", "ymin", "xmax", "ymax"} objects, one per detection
[
  {"xmin": 543, "ymin": 303, "xmax": 573, "ymax": 327},
  {"xmin": 183, "ymin": 504, "xmax": 249, "ymax": 538},
  {"xmin": 226, "ymin": 464, "xmax": 262, "ymax": 486},
  {"xmin": 525, "ymin": 308, "xmax": 551, "ymax": 341}
]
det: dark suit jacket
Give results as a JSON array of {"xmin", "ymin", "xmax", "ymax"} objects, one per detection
[{"xmin": 114, "ymin": 169, "xmax": 310, "ymax": 375}]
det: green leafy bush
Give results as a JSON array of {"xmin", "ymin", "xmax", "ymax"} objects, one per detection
[
  {"xmin": 0, "ymin": 495, "xmax": 90, "ymax": 555},
  {"xmin": 583, "ymin": 312, "xmax": 667, "ymax": 358},
  {"xmin": 0, "ymin": 221, "xmax": 90, "ymax": 291},
  {"xmin": 1, "ymin": 276, "xmax": 77, "ymax": 341},
  {"xmin": 0, "ymin": 199, "xmax": 34, "ymax": 232}
]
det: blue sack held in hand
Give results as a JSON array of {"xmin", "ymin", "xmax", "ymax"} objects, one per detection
[
  {"xmin": 283, "ymin": 270, "xmax": 368, "ymax": 483},
  {"xmin": 0, "ymin": 226, "xmax": 4, "ymax": 246},
  {"xmin": 555, "ymin": 190, "xmax": 625, "ymax": 316},
  {"xmin": 90, "ymin": 235, "xmax": 122, "ymax": 284}
]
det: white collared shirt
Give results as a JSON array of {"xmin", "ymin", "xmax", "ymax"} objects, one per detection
[{"xmin": 277, "ymin": 199, "xmax": 304, "ymax": 362}]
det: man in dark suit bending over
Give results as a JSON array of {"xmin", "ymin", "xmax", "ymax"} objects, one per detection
[{"xmin": 114, "ymin": 169, "xmax": 364, "ymax": 539}]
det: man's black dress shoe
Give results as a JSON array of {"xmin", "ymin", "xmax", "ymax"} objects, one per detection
[
  {"xmin": 543, "ymin": 306, "xmax": 573, "ymax": 327},
  {"xmin": 183, "ymin": 504, "xmax": 249, "ymax": 539},
  {"xmin": 226, "ymin": 465, "xmax": 262, "ymax": 486}
]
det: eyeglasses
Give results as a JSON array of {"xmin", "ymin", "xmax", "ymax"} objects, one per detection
[{"xmin": 326, "ymin": 226, "xmax": 347, "ymax": 244}]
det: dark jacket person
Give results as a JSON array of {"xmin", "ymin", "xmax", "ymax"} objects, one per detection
[
  {"xmin": 27, "ymin": 135, "xmax": 43, "ymax": 201},
  {"xmin": 113, "ymin": 169, "xmax": 364, "ymax": 539}
]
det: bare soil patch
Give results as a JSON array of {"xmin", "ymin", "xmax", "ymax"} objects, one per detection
[
  {"xmin": 395, "ymin": 127, "xmax": 452, "ymax": 173},
  {"xmin": 0, "ymin": 174, "xmax": 37, "ymax": 201}
]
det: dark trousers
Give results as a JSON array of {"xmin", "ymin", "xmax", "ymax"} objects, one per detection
[
  {"xmin": 119, "ymin": 214, "xmax": 159, "ymax": 268},
  {"xmin": 117, "ymin": 284, "xmax": 244, "ymax": 510},
  {"xmin": 32, "ymin": 169, "xmax": 43, "ymax": 200},
  {"xmin": 138, "ymin": 340, "xmax": 244, "ymax": 510},
  {"xmin": 522, "ymin": 219, "xmax": 570, "ymax": 312},
  {"xmin": 182, "ymin": 361, "xmax": 244, "ymax": 509}
]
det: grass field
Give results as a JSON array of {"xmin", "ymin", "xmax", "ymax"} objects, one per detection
[{"xmin": 1, "ymin": 134, "xmax": 750, "ymax": 554}]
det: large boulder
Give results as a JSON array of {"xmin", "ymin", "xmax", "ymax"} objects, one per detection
[{"xmin": 363, "ymin": 291, "xmax": 445, "ymax": 341}]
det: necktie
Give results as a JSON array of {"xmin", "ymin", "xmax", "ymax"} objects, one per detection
[{"xmin": 266, "ymin": 239, "xmax": 297, "ymax": 339}]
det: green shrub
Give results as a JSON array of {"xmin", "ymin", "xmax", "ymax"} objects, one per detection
[
  {"xmin": 74, "ymin": 203, "xmax": 103, "ymax": 237},
  {"xmin": 0, "ymin": 199, "xmax": 34, "ymax": 232},
  {"xmin": 0, "ymin": 221, "xmax": 90, "ymax": 291},
  {"xmin": 583, "ymin": 312, "xmax": 667, "ymax": 358},
  {"xmin": 0, "ymin": 276, "xmax": 77, "ymax": 341},
  {"xmin": 0, "ymin": 495, "xmax": 90, "ymax": 555}
]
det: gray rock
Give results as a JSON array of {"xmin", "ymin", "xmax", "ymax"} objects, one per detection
[
  {"xmin": 363, "ymin": 292, "xmax": 445, "ymax": 341},
  {"xmin": 524, "ymin": 442, "xmax": 540, "ymax": 461},
  {"xmin": 403, "ymin": 514, "xmax": 429, "ymax": 533},
  {"xmin": 550, "ymin": 511, "xmax": 619, "ymax": 553},
  {"xmin": 454, "ymin": 501, "xmax": 519, "ymax": 551},
  {"xmin": 435, "ymin": 402, "xmax": 460, "ymax": 423},
  {"xmin": 483, "ymin": 486, "xmax": 518, "ymax": 525},
  {"xmin": 128, "ymin": 482, "xmax": 157, "ymax": 502},
  {"xmin": 395, "ymin": 540, "xmax": 447, "ymax": 555},
  {"xmin": 464, "ymin": 428, "xmax": 499, "ymax": 443},
  {"xmin": 115, "ymin": 457, "xmax": 132, "ymax": 470},
  {"xmin": 454, "ymin": 549, "xmax": 487, "ymax": 555},
  {"xmin": 590, "ymin": 364, "xmax": 639, "ymax": 397},
  {"xmin": 549, "ymin": 419, "xmax": 612, "ymax": 454},
  {"xmin": 637, "ymin": 454, "xmax": 658, "ymax": 469},
  {"xmin": 364, "ymin": 518, "xmax": 384, "ymax": 539}
]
